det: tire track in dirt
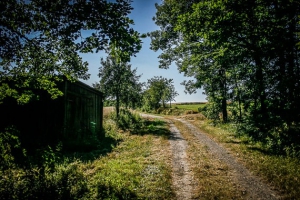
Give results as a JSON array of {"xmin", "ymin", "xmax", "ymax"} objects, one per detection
[
  {"xmin": 169, "ymin": 122, "xmax": 194, "ymax": 200},
  {"xmin": 177, "ymin": 118, "xmax": 278, "ymax": 200},
  {"xmin": 140, "ymin": 113, "xmax": 195, "ymax": 199}
]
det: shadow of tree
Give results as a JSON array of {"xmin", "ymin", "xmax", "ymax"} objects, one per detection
[{"xmin": 62, "ymin": 132, "xmax": 122, "ymax": 163}]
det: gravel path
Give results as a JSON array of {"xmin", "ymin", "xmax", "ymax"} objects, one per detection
[
  {"xmin": 177, "ymin": 118, "xmax": 278, "ymax": 200},
  {"xmin": 169, "ymin": 122, "xmax": 194, "ymax": 200}
]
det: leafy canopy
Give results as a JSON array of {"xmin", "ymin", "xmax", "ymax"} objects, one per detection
[
  {"xmin": 95, "ymin": 51, "xmax": 143, "ymax": 117},
  {"xmin": 0, "ymin": 0, "xmax": 142, "ymax": 103},
  {"xmin": 143, "ymin": 76, "xmax": 178, "ymax": 110},
  {"xmin": 150, "ymin": 0, "xmax": 300, "ymax": 151}
]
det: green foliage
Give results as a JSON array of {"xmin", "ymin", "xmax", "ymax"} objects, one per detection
[
  {"xmin": 0, "ymin": 161, "xmax": 88, "ymax": 200},
  {"xmin": 1, "ymin": 0, "xmax": 142, "ymax": 103},
  {"xmin": 151, "ymin": 0, "xmax": 300, "ymax": 152},
  {"xmin": 200, "ymin": 102, "xmax": 222, "ymax": 122},
  {"xmin": 95, "ymin": 52, "xmax": 144, "ymax": 118},
  {"xmin": 142, "ymin": 76, "xmax": 178, "ymax": 111},
  {"xmin": 36, "ymin": 143, "xmax": 63, "ymax": 171},
  {"xmin": 0, "ymin": 112, "xmax": 174, "ymax": 199},
  {"xmin": 109, "ymin": 108, "xmax": 143, "ymax": 132},
  {"xmin": 0, "ymin": 127, "xmax": 26, "ymax": 170}
]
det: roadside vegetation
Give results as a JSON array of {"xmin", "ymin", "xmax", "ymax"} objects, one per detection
[
  {"xmin": 0, "ymin": 108, "xmax": 174, "ymax": 199},
  {"xmin": 140, "ymin": 103, "xmax": 206, "ymax": 116}
]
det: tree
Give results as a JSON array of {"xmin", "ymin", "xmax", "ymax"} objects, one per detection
[
  {"xmin": 95, "ymin": 54, "xmax": 143, "ymax": 118},
  {"xmin": 0, "ymin": 0, "xmax": 142, "ymax": 104},
  {"xmin": 143, "ymin": 76, "xmax": 178, "ymax": 110},
  {"xmin": 149, "ymin": 0, "xmax": 230, "ymax": 122},
  {"xmin": 150, "ymin": 0, "xmax": 300, "ymax": 147}
]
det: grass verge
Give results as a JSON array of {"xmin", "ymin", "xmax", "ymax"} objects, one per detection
[
  {"xmin": 85, "ymin": 119, "xmax": 174, "ymax": 199},
  {"xmin": 190, "ymin": 119, "xmax": 300, "ymax": 199}
]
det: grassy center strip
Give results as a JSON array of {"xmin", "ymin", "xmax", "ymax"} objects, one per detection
[{"xmin": 172, "ymin": 119, "xmax": 246, "ymax": 199}]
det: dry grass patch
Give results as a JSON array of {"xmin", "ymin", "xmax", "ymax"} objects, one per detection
[
  {"xmin": 103, "ymin": 106, "xmax": 115, "ymax": 118},
  {"xmin": 172, "ymin": 120, "xmax": 245, "ymax": 199}
]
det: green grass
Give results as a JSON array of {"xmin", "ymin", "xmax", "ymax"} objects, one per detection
[
  {"xmin": 0, "ymin": 111, "xmax": 175, "ymax": 199},
  {"xmin": 87, "ymin": 131, "xmax": 173, "ymax": 199},
  {"xmin": 172, "ymin": 103, "xmax": 206, "ymax": 112},
  {"xmin": 150, "ymin": 103, "xmax": 207, "ymax": 116}
]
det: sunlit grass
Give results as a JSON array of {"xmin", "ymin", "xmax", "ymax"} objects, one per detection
[
  {"xmin": 172, "ymin": 103, "xmax": 206, "ymax": 113},
  {"xmin": 82, "ymin": 115, "xmax": 174, "ymax": 199},
  {"xmin": 86, "ymin": 130, "xmax": 174, "ymax": 199}
]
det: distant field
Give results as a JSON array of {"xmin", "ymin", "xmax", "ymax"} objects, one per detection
[
  {"xmin": 172, "ymin": 103, "xmax": 207, "ymax": 112},
  {"xmin": 103, "ymin": 106, "xmax": 114, "ymax": 117},
  {"xmin": 172, "ymin": 102, "xmax": 207, "ymax": 105}
]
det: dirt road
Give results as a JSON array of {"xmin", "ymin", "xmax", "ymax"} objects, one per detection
[
  {"xmin": 169, "ymin": 122, "xmax": 195, "ymax": 200},
  {"xmin": 141, "ymin": 113, "xmax": 278, "ymax": 199}
]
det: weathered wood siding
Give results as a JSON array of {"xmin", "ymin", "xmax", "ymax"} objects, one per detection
[
  {"xmin": 63, "ymin": 80, "xmax": 103, "ymax": 139},
  {"xmin": 0, "ymin": 79, "xmax": 103, "ymax": 148}
]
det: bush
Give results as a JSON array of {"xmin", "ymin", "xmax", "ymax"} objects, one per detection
[
  {"xmin": 0, "ymin": 126, "xmax": 26, "ymax": 170},
  {"xmin": 201, "ymin": 103, "xmax": 220, "ymax": 122},
  {"xmin": 0, "ymin": 161, "xmax": 88, "ymax": 200},
  {"xmin": 110, "ymin": 109, "xmax": 143, "ymax": 132}
]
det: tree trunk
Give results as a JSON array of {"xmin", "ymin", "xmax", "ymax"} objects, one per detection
[
  {"xmin": 222, "ymin": 96, "xmax": 228, "ymax": 122},
  {"xmin": 255, "ymin": 58, "xmax": 267, "ymax": 116},
  {"xmin": 116, "ymin": 93, "xmax": 120, "ymax": 119},
  {"xmin": 220, "ymin": 68, "xmax": 228, "ymax": 123}
]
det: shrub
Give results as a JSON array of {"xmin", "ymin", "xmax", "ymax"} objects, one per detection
[
  {"xmin": 110, "ymin": 109, "xmax": 143, "ymax": 132},
  {"xmin": 0, "ymin": 126, "xmax": 26, "ymax": 170},
  {"xmin": 201, "ymin": 103, "xmax": 220, "ymax": 121},
  {"xmin": 0, "ymin": 161, "xmax": 88, "ymax": 200}
]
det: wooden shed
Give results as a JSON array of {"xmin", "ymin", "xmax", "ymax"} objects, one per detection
[{"xmin": 0, "ymin": 79, "xmax": 103, "ymax": 149}]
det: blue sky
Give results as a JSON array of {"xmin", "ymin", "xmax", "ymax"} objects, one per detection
[{"xmin": 81, "ymin": 0, "xmax": 207, "ymax": 102}]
